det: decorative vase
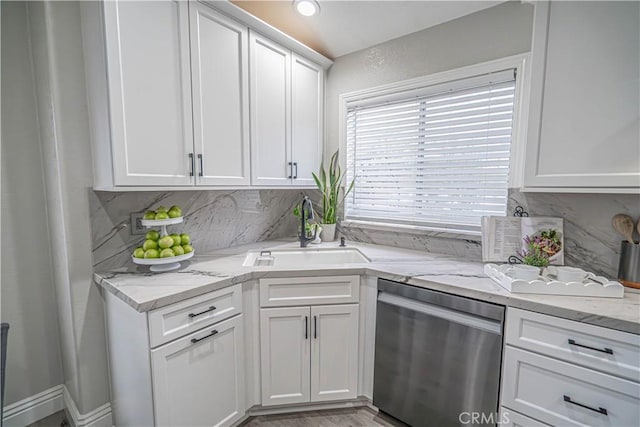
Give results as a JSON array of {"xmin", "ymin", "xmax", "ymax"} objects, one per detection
[{"xmin": 320, "ymin": 223, "xmax": 336, "ymax": 242}]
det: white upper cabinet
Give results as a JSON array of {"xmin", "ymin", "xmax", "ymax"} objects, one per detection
[
  {"xmin": 250, "ymin": 32, "xmax": 292, "ymax": 186},
  {"xmin": 250, "ymin": 31, "xmax": 325, "ymax": 186},
  {"xmin": 190, "ymin": 3, "xmax": 250, "ymax": 186},
  {"xmin": 523, "ymin": 1, "xmax": 640, "ymax": 192},
  {"xmin": 88, "ymin": 1, "xmax": 329, "ymax": 189},
  {"xmin": 103, "ymin": 0, "xmax": 194, "ymax": 186},
  {"xmin": 291, "ymin": 54, "xmax": 323, "ymax": 187}
]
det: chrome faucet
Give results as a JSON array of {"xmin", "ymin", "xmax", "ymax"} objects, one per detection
[{"xmin": 299, "ymin": 196, "xmax": 317, "ymax": 248}]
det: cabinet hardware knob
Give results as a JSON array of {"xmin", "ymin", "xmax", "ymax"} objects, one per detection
[
  {"xmin": 563, "ymin": 395, "xmax": 608, "ymax": 415},
  {"xmin": 304, "ymin": 316, "xmax": 308, "ymax": 340},
  {"xmin": 293, "ymin": 162, "xmax": 298, "ymax": 179},
  {"xmin": 567, "ymin": 339, "xmax": 613, "ymax": 354},
  {"xmin": 288, "ymin": 162, "xmax": 293, "ymax": 179},
  {"xmin": 188, "ymin": 306, "xmax": 216, "ymax": 318},
  {"xmin": 197, "ymin": 154, "xmax": 204, "ymax": 177},
  {"xmin": 191, "ymin": 329, "xmax": 218, "ymax": 344},
  {"xmin": 189, "ymin": 153, "xmax": 194, "ymax": 177}
]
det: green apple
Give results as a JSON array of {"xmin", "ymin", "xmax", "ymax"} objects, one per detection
[
  {"xmin": 182, "ymin": 244, "xmax": 194, "ymax": 254},
  {"xmin": 158, "ymin": 236, "xmax": 174, "ymax": 249},
  {"xmin": 146, "ymin": 230, "xmax": 160, "ymax": 241},
  {"xmin": 133, "ymin": 247, "xmax": 145, "ymax": 258},
  {"xmin": 169, "ymin": 234, "xmax": 181, "ymax": 246},
  {"xmin": 143, "ymin": 210, "xmax": 156, "ymax": 220},
  {"xmin": 155, "ymin": 212, "xmax": 169, "ymax": 220},
  {"xmin": 172, "ymin": 245, "xmax": 185, "ymax": 256},
  {"xmin": 168, "ymin": 208, "xmax": 182, "ymax": 218},
  {"xmin": 143, "ymin": 239, "xmax": 158, "ymax": 251},
  {"xmin": 160, "ymin": 248, "xmax": 175, "ymax": 258},
  {"xmin": 156, "ymin": 206, "xmax": 168, "ymax": 213},
  {"xmin": 144, "ymin": 249, "xmax": 159, "ymax": 259},
  {"xmin": 180, "ymin": 233, "xmax": 191, "ymax": 245}
]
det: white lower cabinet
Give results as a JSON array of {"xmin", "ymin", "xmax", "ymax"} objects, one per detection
[
  {"xmin": 310, "ymin": 305, "xmax": 359, "ymax": 402},
  {"xmin": 260, "ymin": 302, "xmax": 359, "ymax": 407},
  {"xmin": 500, "ymin": 408, "xmax": 549, "ymax": 427},
  {"xmin": 103, "ymin": 285, "xmax": 247, "ymax": 426},
  {"xmin": 259, "ymin": 306, "xmax": 311, "ymax": 406},
  {"xmin": 501, "ymin": 308, "xmax": 640, "ymax": 427},
  {"xmin": 152, "ymin": 315, "xmax": 245, "ymax": 427}
]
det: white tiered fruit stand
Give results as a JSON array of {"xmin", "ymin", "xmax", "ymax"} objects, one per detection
[{"xmin": 132, "ymin": 216, "xmax": 194, "ymax": 272}]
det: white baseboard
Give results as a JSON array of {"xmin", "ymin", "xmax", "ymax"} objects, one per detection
[
  {"xmin": 2, "ymin": 385, "xmax": 65, "ymax": 427},
  {"xmin": 247, "ymin": 398, "xmax": 369, "ymax": 417},
  {"xmin": 1, "ymin": 384, "xmax": 112, "ymax": 427},
  {"xmin": 63, "ymin": 387, "xmax": 112, "ymax": 427}
]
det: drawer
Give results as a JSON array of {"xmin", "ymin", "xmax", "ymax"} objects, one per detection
[
  {"xmin": 505, "ymin": 308, "xmax": 640, "ymax": 381},
  {"xmin": 502, "ymin": 346, "xmax": 640, "ymax": 427},
  {"xmin": 500, "ymin": 408, "xmax": 549, "ymax": 427},
  {"xmin": 148, "ymin": 284, "xmax": 242, "ymax": 347},
  {"xmin": 259, "ymin": 276, "xmax": 359, "ymax": 307}
]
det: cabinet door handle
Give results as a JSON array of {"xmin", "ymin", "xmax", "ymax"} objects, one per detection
[
  {"xmin": 314, "ymin": 315, "xmax": 317, "ymax": 339},
  {"xmin": 304, "ymin": 316, "xmax": 308, "ymax": 340},
  {"xmin": 188, "ymin": 306, "xmax": 216, "ymax": 318},
  {"xmin": 568, "ymin": 339, "xmax": 613, "ymax": 354},
  {"xmin": 293, "ymin": 162, "xmax": 298, "ymax": 179},
  {"xmin": 563, "ymin": 395, "xmax": 608, "ymax": 415},
  {"xmin": 288, "ymin": 162, "xmax": 293, "ymax": 179},
  {"xmin": 191, "ymin": 329, "xmax": 218, "ymax": 344},
  {"xmin": 189, "ymin": 153, "xmax": 194, "ymax": 177},
  {"xmin": 197, "ymin": 154, "xmax": 204, "ymax": 177}
]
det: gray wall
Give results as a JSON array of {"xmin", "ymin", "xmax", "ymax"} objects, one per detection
[
  {"xmin": 0, "ymin": 1, "xmax": 64, "ymax": 406},
  {"xmin": 26, "ymin": 0, "xmax": 111, "ymax": 415},
  {"xmin": 325, "ymin": 1, "xmax": 535, "ymax": 154}
]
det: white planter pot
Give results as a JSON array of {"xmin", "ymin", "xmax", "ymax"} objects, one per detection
[{"xmin": 320, "ymin": 223, "xmax": 336, "ymax": 242}]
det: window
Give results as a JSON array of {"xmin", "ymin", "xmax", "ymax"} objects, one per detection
[{"xmin": 344, "ymin": 67, "xmax": 518, "ymax": 234}]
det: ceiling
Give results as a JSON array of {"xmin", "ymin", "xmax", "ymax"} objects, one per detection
[{"xmin": 230, "ymin": 0, "xmax": 505, "ymax": 59}]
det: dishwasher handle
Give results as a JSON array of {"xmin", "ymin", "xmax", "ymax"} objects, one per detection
[{"xmin": 378, "ymin": 291, "xmax": 502, "ymax": 335}]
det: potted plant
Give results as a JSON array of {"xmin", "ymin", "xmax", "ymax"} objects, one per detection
[{"xmin": 312, "ymin": 150, "xmax": 355, "ymax": 241}]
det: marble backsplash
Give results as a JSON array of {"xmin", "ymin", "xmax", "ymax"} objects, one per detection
[
  {"xmin": 90, "ymin": 188, "xmax": 639, "ymax": 278},
  {"xmin": 90, "ymin": 189, "xmax": 308, "ymax": 271}
]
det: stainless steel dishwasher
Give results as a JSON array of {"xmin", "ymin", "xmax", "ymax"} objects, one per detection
[{"xmin": 374, "ymin": 279, "xmax": 505, "ymax": 427}]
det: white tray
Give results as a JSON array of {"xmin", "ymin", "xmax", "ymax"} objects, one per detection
[
  {"xmin": 132, "ymin": 251, "xmax": 194, "ymax": 272},
  {"xmin": 484, "ymin": 263, "xmax": 624, "ymax": 298},
  {"xmin": 140, "ymin": 216, "xmax": 183, "ymax": 227}
]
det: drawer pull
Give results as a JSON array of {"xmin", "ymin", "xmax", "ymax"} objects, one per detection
[
  {"xmin": 314, "ymin": 315, "xmax": 318, "ymax": 339},
  {"xmin": 304, "ymin": 316, "xmax": 308, "ymax": 340},
  {"xmin": 563, "ymin": 395, "xmax": 608, "ymax": 415},
  {"xmin": 567, "ymin": 339, "xmax": 613, "ymax": 354},
  {"xmin": 191, "ymin": 329, "xmax": 218, "ymax": 344},
  {"xmin": 188, "ymin": 306, "xmax": 216, "ymax": 318}
]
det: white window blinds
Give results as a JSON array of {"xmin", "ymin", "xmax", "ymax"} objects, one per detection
[{"xmin": 345, "ymin": 69, "xmax": 516, "ymax": 233}]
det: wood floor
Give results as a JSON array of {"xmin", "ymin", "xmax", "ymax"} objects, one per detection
[{"xmin": 241, "ymin": 407, "xmax": 405, "ymax": 427}]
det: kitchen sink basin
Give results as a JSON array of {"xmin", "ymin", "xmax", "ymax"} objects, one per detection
[{"xmin": 242, "ymin": 247, "xmax": 371, "ymax": 267}]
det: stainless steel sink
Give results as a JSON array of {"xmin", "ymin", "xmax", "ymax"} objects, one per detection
[{"xmin": 242, "ymin": 247, "xmax": 370, "ymax": 267}]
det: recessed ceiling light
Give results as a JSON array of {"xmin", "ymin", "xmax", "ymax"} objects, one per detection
[{"xmin": 293, "ymin": 0, "xmax": 320, "ymax": 17}]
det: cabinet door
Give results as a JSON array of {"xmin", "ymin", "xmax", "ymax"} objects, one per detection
[
  {"xmin": 151, "ymin": 315, "xmax": 245, "ymax": 427},
  {"xmin": 310, "ymin": 304, "xmax": 359, "ymax": 402},
  {"xmin": 190, "ymin": 3, "xmax": 250, "ymax": 186},
  {"xmin": 291, "ymin": 54, "xmax": 323, "ymax": 186},
  {"xmin": 249, "ymin": 32, "xmax": 292, "ymax": 186},
  {"xmin": 524, "ymin": 1, "xmax": 640, "ymax": 190},
  {"xmin": 103, "ymin": 1, "xmax": 194, "ymax": 186},
  {"xmin": 260, "ymin": 307, "xmax": 310, "ymax": 406}
]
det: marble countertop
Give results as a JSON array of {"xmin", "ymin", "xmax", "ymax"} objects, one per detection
[{"xmin": 94, "ymin": 240, "xmax": 640, "ymax": 334}]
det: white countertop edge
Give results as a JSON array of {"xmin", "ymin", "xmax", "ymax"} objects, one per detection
[{"xmin": 93, "ymin": 241, "xmax": 640, "ymax": 335}]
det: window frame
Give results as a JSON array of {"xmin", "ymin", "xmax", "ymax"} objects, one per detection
[{"xmin": 337, "ymin": 54, "xmax": 531, "ymax": 239}]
